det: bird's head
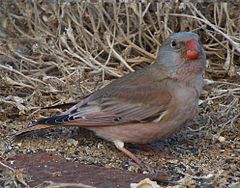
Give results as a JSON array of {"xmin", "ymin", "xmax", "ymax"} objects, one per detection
[{"xmin": 157, "ymin": 32, "xmax": 206, "ymax": 80}]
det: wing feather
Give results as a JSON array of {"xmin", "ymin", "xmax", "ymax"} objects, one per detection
[{"xmin": 24, "ymin": 64, "xmax": 172, "ymax": 129}]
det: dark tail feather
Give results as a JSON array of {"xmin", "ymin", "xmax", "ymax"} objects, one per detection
[
  {"xmin": 13, "ymin": 114, "xmax": 69, "ymax": 137},
  {"xmin": 35, "ymin": 114, "xmax": 71, "ymax": 125}
]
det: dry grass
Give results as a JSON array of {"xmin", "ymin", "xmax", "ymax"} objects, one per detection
[
  {"xmin": 0, "ymin": 2, "xmax": 239, "ymax": 119},
  {"xmin": 0, "ymin": 1, "xmax": 239, "ymax": 187}
]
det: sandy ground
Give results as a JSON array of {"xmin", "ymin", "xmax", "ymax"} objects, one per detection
[{"xmin": 1, "ymin": 81, "xmax": 239, "ymax": 187}]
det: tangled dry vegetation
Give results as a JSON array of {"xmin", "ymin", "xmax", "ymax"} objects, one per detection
[{"xmin": 0, "ymin": 1, "xmax": 239, "ymax": 187}]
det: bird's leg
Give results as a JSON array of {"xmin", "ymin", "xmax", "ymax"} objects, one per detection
[
  {"xmin": 114, "ymin": 140, "xmax": 170, "ymax": 181},
  {"xmin": 113, "ymin": 140, "xmax": 143, "ymax": 166}
]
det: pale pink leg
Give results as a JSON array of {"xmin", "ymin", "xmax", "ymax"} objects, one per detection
[
  {"xmin": 114, "ymin": 140, "xmax": 169, "ymax": 180},
  {"xmin": 113, "ymin": 140, "xmax": 142, "ymax": 165}
]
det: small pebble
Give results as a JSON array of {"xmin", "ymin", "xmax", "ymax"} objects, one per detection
[
  {"xmin": 45, "ymin": 148, "xmax": 56, "ymax": 152},
  {"xmin": 206, "ymin": 173, "xmax": 214, "ymax": 180},
  {"xmin": 67, "ymin": 138, "xmax": 79, "ymax": 147},
  {"xmin": 130, "ymin": 178, "xmax": 160, "ymax": 188},
  {"xmin": 142, "ymin": 171, "xmax": 149, "ymax": 174},
  {"xmin": 218, "ymin": 136, "xmax": 226, "ymax": 142},
  {"xmin": 168, "ymin": 159, "xmax": 179, "ymax": 164},
  {"xmin": 16, "ymin": 142, "xmax": 22, "ymax": 147}
]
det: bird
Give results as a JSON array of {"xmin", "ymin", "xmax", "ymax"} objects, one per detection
[{"xmin": 15, "ymin": 32, "xmax": 206, "ymax": 166}]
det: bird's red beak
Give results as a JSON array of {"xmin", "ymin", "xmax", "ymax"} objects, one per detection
[{"xmin": 185, "ymin": 39, "xmax": 200, "ymax": 59}]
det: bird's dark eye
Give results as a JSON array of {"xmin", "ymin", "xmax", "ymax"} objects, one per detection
[{"xmin": 170, "ymin": 40, "xmax": 177, "ymax": 48}]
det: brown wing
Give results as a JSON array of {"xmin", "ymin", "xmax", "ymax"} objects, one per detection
[
  {"xmin": 32, "ymin": 64, "xmax": 172, "ymax": 127},
  {"xmin": 68, "ymin": 88, "xmax": 170, "ymax": 126},
  {"xmin": 32, "ymin": 86, "xmax": 171, "ymax": 127}
]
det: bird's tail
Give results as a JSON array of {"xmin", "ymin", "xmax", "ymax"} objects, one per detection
[
  {"xmin": 13, "ymin": 101, "xmax": 80, "ymax": 137},
  {"xmin": 13, "ymin": 114, "xmax": 68, "ymax": 137}
]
